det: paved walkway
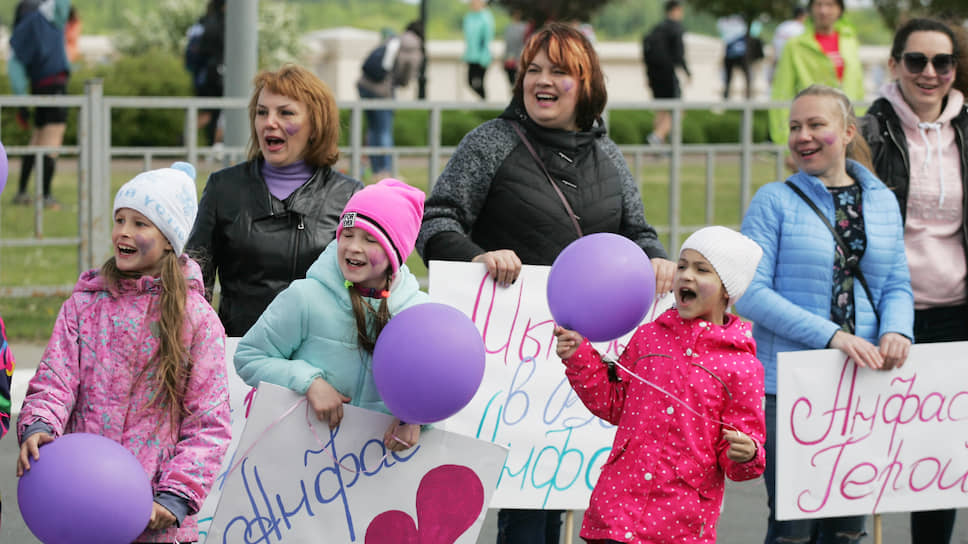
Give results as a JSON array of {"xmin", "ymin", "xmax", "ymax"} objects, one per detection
[{"xmin": 3, "ymin": 343, "xmax": 966, "ymax": 543}]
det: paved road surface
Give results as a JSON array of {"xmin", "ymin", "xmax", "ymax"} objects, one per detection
[{"xmin": 2, "ymin": 343, "xmax": 966, "ymax": 543}]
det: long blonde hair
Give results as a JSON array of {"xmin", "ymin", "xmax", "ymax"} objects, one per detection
[
  {"xmin": 100, "ymin": 251, "xmax": 190, "ymax": 434},
  {"xmin": 793, "ymin": 84, "xmax": 874, "ymax": 171},
  {"xmin": 348, "ymin": 269, "xmax": 393, "ymax": 354}
]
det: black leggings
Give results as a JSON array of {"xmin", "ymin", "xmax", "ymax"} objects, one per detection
[{"xmin": 467, "ymin": 63, "xmax": 487, "ymax": 99}]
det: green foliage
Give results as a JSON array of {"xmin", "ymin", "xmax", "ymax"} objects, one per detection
[
  {"xmin": 111, "ymin": 0, "xmax": 303, "ymax": 70},
  {"xmin": 606, "ymin": 109, "xmax": 769, "ymax": 145},
  {"xmin": 491, "ymin": 0, "xmax": 612, "ymax": 27},
  {"xmin": 72, "ymin": 51, "xmax": 193, "ymax": 146}
]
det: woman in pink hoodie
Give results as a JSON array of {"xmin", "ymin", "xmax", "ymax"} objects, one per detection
[
  {"xmin": 860, "ymin": 17, "xmax": 968, "ymax": 544},
  {"xmin": 17, "ymin": 162, "xmax": 231, "ymax": 544}
]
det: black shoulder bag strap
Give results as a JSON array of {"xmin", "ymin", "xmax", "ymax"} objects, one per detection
[
  {"xmin": 510, "ymin": 121, "xmax": 583, "ymax": 237},
  {"xmin": 785, "ymin": 180, "xmax": 877, "ymax": 311}
]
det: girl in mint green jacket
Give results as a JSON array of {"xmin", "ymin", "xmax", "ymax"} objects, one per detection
[{"xmin": 234, "ymin": 179, "xmax": 428, "ymax": 452}]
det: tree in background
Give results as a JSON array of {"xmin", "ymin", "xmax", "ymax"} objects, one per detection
[
  {"xmin": 871, "ymin": 0, "xmax": 966, "ymax": 30},
  {"xmin": 491, "ymin": 0, "xmax": 612, "ymax": 28},
  {"xmin": 683, "ymin": 0, "xmax": 789, "ymax": 34},
  {"xmin": 115, "ymin": 0, "xmax": 302, "ymax": 69}
]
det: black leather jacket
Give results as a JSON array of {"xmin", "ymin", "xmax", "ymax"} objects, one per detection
[{"xmin": 186, "ymin": 160, "xmax": 363, "ymax": 336}]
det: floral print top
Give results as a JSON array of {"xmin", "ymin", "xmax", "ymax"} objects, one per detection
[
  {"xmin": 0, "ymin": 315, "xmax": 13, "ymax": 440},
  {"xmin": 829, "ymin": 184, "xmax": 867, "ymax": 333}
]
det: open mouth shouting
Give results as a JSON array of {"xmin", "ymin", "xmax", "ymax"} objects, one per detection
[{"xmin": 677, "ymin": 286, "xmax": 697, "ymax": 305}]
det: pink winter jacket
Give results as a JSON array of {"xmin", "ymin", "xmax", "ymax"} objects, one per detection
[
  {"xmin": 18, "ymin": 257, "xmax": 231, "ymax": 543},
  {"xmin": 564, "ymin": 308, "xmax": 765, "ymax": 544}
]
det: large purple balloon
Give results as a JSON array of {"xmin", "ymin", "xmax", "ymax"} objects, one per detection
[
  {"xmin": 373, "ymin": 303, "xmax": 485, "ymax": 424},
  {"xmin": 18, "ymin": 433, "xmax": 153, "ymax": 544},
  {"xmin": 547, "ymin": 233, "xmax": 656, "ymax": 342}
]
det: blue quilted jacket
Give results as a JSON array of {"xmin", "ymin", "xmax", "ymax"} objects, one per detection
[{"xmin": 735, "ymin": 160, "xmax": 914, "ymax": 394}]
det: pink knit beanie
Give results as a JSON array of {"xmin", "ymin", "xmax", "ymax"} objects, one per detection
[{"xmin": 336, "ymin": 178, "xmax": 425, "ymax": 276}]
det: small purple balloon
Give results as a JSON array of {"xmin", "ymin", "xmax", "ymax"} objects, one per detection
[
  {"xmin": 373, "ymin": 303, "xmax": 486, "ymax": 425},
  {"xmin": 547, "ymin": 233, "xmax": 656, "ymax": 342},
  {"xmin": 18, "ymin": 433, "xmax": 154, "ymax": 544},
  {"xmin": 0, "ymin": 140, "xmax": 7, "ymax": 196}
]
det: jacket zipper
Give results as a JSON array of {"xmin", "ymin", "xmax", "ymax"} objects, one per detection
[{"xmin": 290, "ymin": 215, "xmax": 304, "ymax": 283}]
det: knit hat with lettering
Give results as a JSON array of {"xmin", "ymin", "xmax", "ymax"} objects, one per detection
[
  {"xmin": 679, "ymin": 226, "xmax": 763, "ymax": 306},
  {"xmin": 113, "ymin": 162, "xmax": 198, "ymax": 256},
  {"xmin": 336, "ymin": 178, "xmax": 425, "ymax": 277}
]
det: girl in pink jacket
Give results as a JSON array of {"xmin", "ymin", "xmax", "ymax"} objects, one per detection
[
  {"xmin": 17, "ymin": 162, "xmax": 231, "ymax": 544},
  {"xmin": 555, "ymin": 226, "xmax": 767, "ymax": 543}
]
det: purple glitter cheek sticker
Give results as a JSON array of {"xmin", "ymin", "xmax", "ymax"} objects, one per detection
[
  {"xmin": 940, "ymin": 73, "xmax": 954, "ymax": 84},
  {"xmin": 561, "ymin": 79, "xmax": 574, "ymax": 93},
  {"xmin": 821, "ymin": 133, "xmax": 837, "ymax": 146},
  {"xmin": 284, "ymin": 123, "xmax": 301, "ymax": 136}
]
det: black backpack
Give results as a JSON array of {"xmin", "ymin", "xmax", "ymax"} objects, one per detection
[
  {"xmin": 642, "ymin": 25, "xmax": 664, "ymax": 66},
  {"xmin": 362, "ymin": 37, "xmax": 398, "ymax": 82}
]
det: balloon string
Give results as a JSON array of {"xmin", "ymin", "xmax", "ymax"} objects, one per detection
[
  {"xmin": 222, "ymin": 396, "xmax": 410, "ymax": 483},
  {"xmin": 611, "ymin": 354, "xmax": 739, "ymax": 433},
  {"xmin": 222, "ymin": 397, "xmax": 308, "ymax": 482}
]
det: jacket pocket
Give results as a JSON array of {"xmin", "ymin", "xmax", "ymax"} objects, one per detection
[{"xmin": 674, "ymin": 449, "xmax": 721, "ymax": 500}]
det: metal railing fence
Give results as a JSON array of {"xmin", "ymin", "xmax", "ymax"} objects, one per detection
[{"xmin": 1, "ymin": 80, "xmax": 813, "ymax": 297}]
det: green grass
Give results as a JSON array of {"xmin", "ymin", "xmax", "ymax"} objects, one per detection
[{"xmin": 0, "ymin": 153, "xmax": 777, "ymax": 342}]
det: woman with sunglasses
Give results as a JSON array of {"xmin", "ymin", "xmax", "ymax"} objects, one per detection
[{"xmin": 859, "ymin": 18, "xmax": 968, "ymax": 544}]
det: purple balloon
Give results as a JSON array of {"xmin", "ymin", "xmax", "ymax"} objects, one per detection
[
  {"xmin": 373, "ymin": 303, "xmax": 486, "ymax": 424},
  {"xmin": 18, "ymin": 433, "xmax": 154, "ymax": 544},
  {"xmin": 547, "ymin": 233, "xmax": 656, "ymax": 342},
  {"xmin": 0, "ymin": 140, "xmax": 7, "ymax": 196}
]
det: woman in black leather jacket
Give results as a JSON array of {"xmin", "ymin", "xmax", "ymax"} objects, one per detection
[
  {"xmin": 187, "ymin": 65, "xmax": 363, "ymax": 336},
  {"xmin": 859, "ymin": 18, "xmax": 968, "ymax": 544}
]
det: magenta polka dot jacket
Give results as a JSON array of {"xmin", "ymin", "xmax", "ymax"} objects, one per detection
[{"xmin": 563, "ymin": 308, "xmax": 766, "ymax": 543}]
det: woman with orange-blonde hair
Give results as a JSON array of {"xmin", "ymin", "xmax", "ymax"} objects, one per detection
[
  {"xmin": 187, "ymin": 64, "xmax": 363, "ymax": 337},
  {"xmin": 417, "ymin": 23, "xmax": 673, "ymax": 544}
]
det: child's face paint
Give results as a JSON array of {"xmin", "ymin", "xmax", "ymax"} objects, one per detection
[
  {"xmin": 890, "ymin": 30, "xmax": 957, "ymax": 122},
  {"xmin": 674, "ymin": 249, "xmax": 729, "ymax": 324},
  {"xmin": 337, "ymin": 227, "xmax": 392, "ymax": 289},
  {"xmin": 111, "ymin": 208, "xmax": 172, "ymax": 277}
]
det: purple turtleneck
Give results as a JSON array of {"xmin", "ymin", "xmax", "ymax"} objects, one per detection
[{"xmin": 262, "ymin": 160, "xmax": 314, "ymax": 200}]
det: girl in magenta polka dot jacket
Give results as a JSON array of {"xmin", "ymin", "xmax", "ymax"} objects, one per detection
[{"xmin": 554, "ymin": 226, "xmax": 767, "ymax": 544}]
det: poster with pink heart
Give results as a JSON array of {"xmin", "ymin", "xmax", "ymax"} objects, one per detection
[{"xmin": 204, "ymin": 381, "xmax": 509, "ymax": 544}]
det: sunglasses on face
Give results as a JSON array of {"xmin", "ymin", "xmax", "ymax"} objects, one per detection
[{"xmin": 900, "ymin": 52, "xmax": 956, "ymax": 75}]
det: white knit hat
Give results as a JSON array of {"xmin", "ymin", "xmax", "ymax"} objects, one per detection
[
  {"xmin": 680, "ymin": 226, "xmax": 763, "ymax": 306},
  {"xmin": 113, "ymin": 162, "xmax": 198, "ymax": 256}
]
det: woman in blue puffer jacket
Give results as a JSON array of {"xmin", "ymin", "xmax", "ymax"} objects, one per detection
[{"xmin": 736, "ymin": 84, "xmax": 914, "ymax": 544}]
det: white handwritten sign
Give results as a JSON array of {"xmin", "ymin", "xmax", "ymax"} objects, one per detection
[
  {"xmin": 428, "ymin": 261, "xmax": 672, "ymax": 510},
  {"xmin": 197, "ymin": 337, "xmax": 255, "ymax": 542},
  {"xmin": 205, "ymin": 381, "xmax": 509, "ymax": 544},
  {"xmin": 776, "ymin": 344, "xmax": 968, "ymax": 520}
]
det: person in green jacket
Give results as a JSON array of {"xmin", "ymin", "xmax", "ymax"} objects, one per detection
[
  {"xmin": 769, "ymin": 0, "xmax": 865, "ymax": 158},
  {"xmin": 463, "ymin": 0, "xmax": 495, "ymax": 100}
]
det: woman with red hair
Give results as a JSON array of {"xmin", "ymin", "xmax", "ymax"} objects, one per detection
[{"xmin": 417, "ymin": 23, "xmax": 673, "ymax": 543}]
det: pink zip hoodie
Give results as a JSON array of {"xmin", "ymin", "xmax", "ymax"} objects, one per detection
[
  {"xmin": 18, "ymin": 257, "xmax": 230, "ymax": 543},
  {"xmin": 881, "ymin": 82, "xmax": 966, "ymax": 308}
]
